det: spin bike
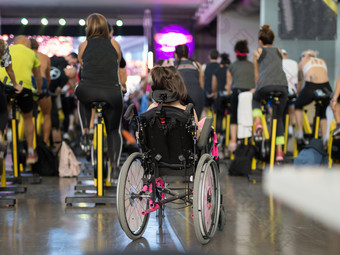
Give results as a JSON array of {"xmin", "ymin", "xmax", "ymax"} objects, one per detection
[
  {"xmin": 293, "ymin": 89, "xmax": 331, "ymax": 157},
  {"xmin": 249, "ymin": 91, "xmax": 284, "ymax": 182},
  {"xmin": 66, "ymin": 102, "xmax": 115, "ymax": 206}
]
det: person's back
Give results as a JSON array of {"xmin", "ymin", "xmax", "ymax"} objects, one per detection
[
  {"xmin": 229, "ymin": 60, "xmax": 255, "ymax": 90},
  {"xmin": 80, "ymin": 38, "xmax": 119, "ymax": 87},
  {"xmin": 257, "ymin": 47, "xmax": 287, "ymax": 89},
  {"xmin": 0, "ymin": 44, "xmax": 39, "ymax": 89},
  {"xmin": 204, "ymin": 62, "xmax": 219, "ymax": 93},
  {"xmin": 282, "ymin": 58, "xmax": 298, "ymax": 94},
  {"xmin": 300, "ymin": 53, "xmax": 328, "ymax": 84},
  {"xmin": 36, "ymin": 52, "xmax": 50, "ymax": 80}
]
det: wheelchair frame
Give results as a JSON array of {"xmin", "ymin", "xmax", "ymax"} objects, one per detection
[{"xmin": 116, "ymin": 102, "xmax": 223, "ymax": 244}]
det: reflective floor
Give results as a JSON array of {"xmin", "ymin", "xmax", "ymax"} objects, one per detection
[{"xmin": 1, "ymin": 161, "xmax": 340, "ymax": 255}]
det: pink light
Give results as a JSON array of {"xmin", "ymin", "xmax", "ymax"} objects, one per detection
[
  {"xmin": 154, "ymin": 24, "xmax": 195, "ymax": 60},
  {"xmin": 155, "ymin": 32, "xmax": 192, "ymax": 46}
]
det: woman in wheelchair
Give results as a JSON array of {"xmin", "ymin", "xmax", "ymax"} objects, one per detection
[
  {"xmin": 117, "ymin": 66, "xmax": 223, "ymax": 244},
  {"xmin": 147, "ymin": 66, "xmax": 200, "ymax": 128}
]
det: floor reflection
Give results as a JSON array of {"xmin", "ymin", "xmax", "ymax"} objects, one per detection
[{"xmin": 0, "ymin": 162, "xmax": 340, "ymax": 254}]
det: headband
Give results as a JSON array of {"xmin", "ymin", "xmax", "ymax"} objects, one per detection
[{"xmin": 236, "ymin": 51, "xmax": 248, "ymax": 57}]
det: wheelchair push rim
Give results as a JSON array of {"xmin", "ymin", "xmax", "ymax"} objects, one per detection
[
  {"xmin": 117, "ymin": 152, "xmax": 150, "ymax": 239},
  {"xmin": 193, "ymin": 154, "xmax": 220, "ymax": 244}
]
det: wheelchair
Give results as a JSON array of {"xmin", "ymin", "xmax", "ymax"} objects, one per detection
[{"xmin": 116, "ymin": 90, "xmax": 224, "ymax": 244}]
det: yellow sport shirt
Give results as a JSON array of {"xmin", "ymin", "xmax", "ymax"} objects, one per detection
[{"xmin": 0, "ymin": 44, "xmax": 40, "ymax": 90}]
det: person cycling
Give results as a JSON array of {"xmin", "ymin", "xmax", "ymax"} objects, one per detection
[
  {"xmin": 75, "ymin": 13, "xmax": 123, "ymax": 180},
  {"xmin": 295, "ymin": 49, "xmax": 332, "ymax": 143},
  {"xmin": 0, "ymin": 36, "xmax": 42, "ymax": 164},
  {"xmin": 252, "ymin": 24, "xmax": 288, "ymax": 162},
  {"xmin": 0, "ymin": 39, "xmax": 22, "ymax": 154}
]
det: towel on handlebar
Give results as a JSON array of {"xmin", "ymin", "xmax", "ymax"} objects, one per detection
[{"xmin": 237, "ymin": 91, "xmax": 253, "ymax": 139}]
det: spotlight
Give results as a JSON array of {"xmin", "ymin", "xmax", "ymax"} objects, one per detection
[
  {"xmin": 41, "ymin": 18, "xmax": 48, "ymax": 25},
  {"xmin": 79, "ymin": 19, "xmax": 86, "ymax": 26},
  {"xmin": 116, "ymin": 19, "xmax": 123, "ymax": 27},
  {"xmin": 59, "ymin": 18, "xmax": 66, "ymax": 26},
  {"xmin": 21, "ymin": 18, "xmax": 28, "ymax": 25}
]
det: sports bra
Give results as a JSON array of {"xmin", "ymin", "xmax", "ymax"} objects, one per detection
[{"xmin": 303, "ymin": 57, "xmax": 327, "ymax": 76}]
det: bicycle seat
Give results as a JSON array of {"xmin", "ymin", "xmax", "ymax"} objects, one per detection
[
  {"xmin": 288, "ymin": 92, "xmax": 297, "ymax": 101},
  {"xmin": 3, "ymin": 84, "xmax": 17, "ymax": 97},
  {"xmin": 314, "ymin": 89, "xmax": 331, "ymax": 100},
  {"xmin": 268, "ymin": 91, "xmax": 283, "ymax": 97},
  {"xmin": 92, "ymin": 101, "xmax": 107, "ymax": 108}
]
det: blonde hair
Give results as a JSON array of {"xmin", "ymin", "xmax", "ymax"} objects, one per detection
[{"xmin": 85, "ymin": 13, "xmax": 109, "ymax": 39}]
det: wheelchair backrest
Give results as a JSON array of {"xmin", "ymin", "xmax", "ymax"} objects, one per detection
[{"xmin": 139, "ymin": 106, "xmax": 195, "ymax": 165}]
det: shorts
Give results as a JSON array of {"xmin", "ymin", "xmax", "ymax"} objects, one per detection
[
  {"xmin": 32, "ymin": 76, "xmax": 50, "ymax": 97},
  {"xmin": 16, "ymin": 88, "xmax": 33, "ymax": 114}
]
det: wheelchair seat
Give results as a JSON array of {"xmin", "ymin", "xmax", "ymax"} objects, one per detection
[
  {"xmin": 139, "ymin": 105, "xmax": 214, "ymax": 176},
  {"xmin": 140, "ymin": 106, "xmax": 195, "ymax": 169}
]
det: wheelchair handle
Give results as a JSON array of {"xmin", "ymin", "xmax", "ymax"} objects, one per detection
[
  {"xmin": 185, "ymin": 103, "xmax": 194, "ymax": 114},
  {"xmin": 124, "ymin": 104, "xmax": 138, "ymax": 123}
]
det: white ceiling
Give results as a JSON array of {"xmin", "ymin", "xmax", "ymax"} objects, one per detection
[
  {"xmin": 0, "ymin": 0, "xmax": 203, "ymax": 19},
  {"xmin": 0, "ymin": 0, "xmax": 202, "ymax": 8}
]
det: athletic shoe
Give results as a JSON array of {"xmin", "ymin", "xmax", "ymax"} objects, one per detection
[
  {"xmin": 288, "ymin": 125, "xmax": 294, "ymax": 136},
  {"xmin": 294, "ymin": 130, "xmax": 304, "ymax": 140},
  {"xmin": 80, "ymin": 134, "xmax": 91, "ymax": 152},
  {"xmin": 228, "ymin": 140, "xmax": 237, "ymax": 152},
  {"xmin": 26, "ymin": 150, "xmax": 38, "ymax": 164},
  {"xmin": 275, "ymin": 151, "xmax": 284, "ymax": 162},
  {"xmin": 333, "ymin": 126, "xmax": 340, "ymax": 137},
  {"xmin": 254, "ymin": 123, "xmax": 263, "ymax": 137}
]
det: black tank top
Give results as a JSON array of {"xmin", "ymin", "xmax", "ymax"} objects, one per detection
[{"xmin": 80, "ymin": 38, "xmax": 119, "ymax": 88}]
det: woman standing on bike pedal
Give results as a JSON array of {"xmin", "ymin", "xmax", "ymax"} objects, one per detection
[
  {"xmin": 75, "ymin": 13, "xmax": 123, "ymax": 180},
  {"xmin": 252, "ymin": 24, "xmax": 288, "ymax": 162}
]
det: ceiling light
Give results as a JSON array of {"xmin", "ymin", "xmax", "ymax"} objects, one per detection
[
  {"xmin": 59, "ymin": 18, "xmax": 66, "ymax": 26},
  {"xmin": 116, "ymin": 19, "xmax": 123, "ymax": 27},
  {"xmin": 79, "ymin": 19, "xmax": 86, "ymax": 26},
  {"xmin": 21, "ymin": 18, "xmax": 28, "ymax": 25},
  {"xmin": 41, "ymin": 18, "xmax": 48, "ymax": 25}
]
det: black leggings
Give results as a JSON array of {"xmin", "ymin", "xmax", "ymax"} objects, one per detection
[
  {"xmin": 252, "ymin": 85, "xmax": 288, "ymax": 138},
  {"xmin": 0, "ymin": 85, "xmax": 7, "ymax": 132},
  {"xmin": 76, "ymin": 85, "xmax": 123, "ymax": 166},
  {"xmin": 295, "ymin": 81, "xmax": 332, "ymax": 119},
  {"xmin": 230, "ymin": 88, "xmax": 249, "ymax": 124}
]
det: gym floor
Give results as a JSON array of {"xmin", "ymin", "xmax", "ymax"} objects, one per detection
[{"xmin": 1, "ymin": 160, "xmax": 339, "ymax": 255}]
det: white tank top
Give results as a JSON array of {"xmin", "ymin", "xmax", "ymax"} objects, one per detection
[{"xmin": 303, "ymin": 57, "xmax": 327, "ymax": 76}]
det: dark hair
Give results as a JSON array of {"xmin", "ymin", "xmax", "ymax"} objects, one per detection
[
  {"xmin": 258, "ymin": 24, "xmax": 275, "ymax": 45},
  {"xmin": 0, "ymin": 39, "xmax": 5, "ymax": 57},
  {"xmin": 234, "ymin": 40, "xmax": 249, "ymax": 60},
  {"xmin": 68, "ymin": 52, "xmax": 78, "ymax": 59},
  {"xmin": 220, "ymin": 53, "xmax": 230, "ymax": 65},
  {"xmin": 85, "ymin": 13, "xmax": 109, "ymax": 39},
  {"xmin": 155, "ymin": 59, "xmax": 164, "ymax": 66},
  {"xmin": 210, "ymin": 49, "xmax": 219, "ymax": 60},
  {"xmin": 29, "ymin": 38, "xmax": 39, "ymax": 50},
  {"xmin": 151, "ymin": 66, "xmax": 187, "ymax": 101},
  {"xmin": 175, "ymin": 44, "xmax": 189, "ymax": 59}
]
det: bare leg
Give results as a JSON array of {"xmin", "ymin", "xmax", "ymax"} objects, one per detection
[
  {"xmin": 320, "ymin": 118, "xmax": 327, "ymax": 137},
  {"xmin": 230, "ymin": 124, "xmax": 237, "ymax": 142},
  {"xmin": 295, "ymin": 109, "xmax": 304, "ymax": 132},
  {"xmin": 22, "ymin": 111, "xmax": 34, "ymax": 150},
  {"xmin": 38, "ymin": 97, "xmax": 52, "ymax": 144}
]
